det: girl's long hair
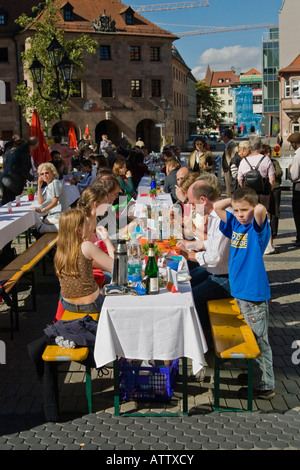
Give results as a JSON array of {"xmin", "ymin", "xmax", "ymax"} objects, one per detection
[
  {"xmin": 54, "ymin": 209, "xmax": 85, "ymax": 277},
  {"xmin": 112, "ymin": 157, "xmax": 127, "ymax": 177},
  {"xmin": 77, "ymin": 185, "xmax": 108, "ymax": 217}
]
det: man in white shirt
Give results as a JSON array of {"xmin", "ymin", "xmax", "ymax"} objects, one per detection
[
  {"xmin": 287, "ymin": 132, "xmax": 300, "ymax": 246},
  {"xmin": 178, "ymin": 178, "xmax": 231, "ymax": 330}
]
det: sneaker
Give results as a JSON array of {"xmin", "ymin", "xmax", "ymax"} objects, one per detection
[
  {"xmin": 264, "ymin": 246, "xmax": 276, "ymax": 255},
  {"xmin": 238, "ymin": 387, "xmax": 275, "ymax": 400}
]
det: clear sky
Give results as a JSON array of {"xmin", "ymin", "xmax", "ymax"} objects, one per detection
[{"xmin": 127, "ymin": 0, "xmax": 284, "ymax": 79}]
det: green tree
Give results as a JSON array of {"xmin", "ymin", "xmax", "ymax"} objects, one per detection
[
  {"xmin": 14, "ymin": 0, "xmax": 98, "ymax": 129},
  {"xmin": 196, "ymin": 80, "xmax": 225, "ymax": 129}
]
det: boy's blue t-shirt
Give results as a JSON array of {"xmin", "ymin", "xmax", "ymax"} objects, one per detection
[{"xmin": 220, "ymin": 211, "xmax": 271, "ymax": 301}]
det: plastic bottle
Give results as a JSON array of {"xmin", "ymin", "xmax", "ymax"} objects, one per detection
[
  {"xmin": 127, "ymin": 233, "xmax": 143, "ymax": 283},
  {"xmin": 150, "ymin": 173, "xmax": 156, "ymax": 190}
]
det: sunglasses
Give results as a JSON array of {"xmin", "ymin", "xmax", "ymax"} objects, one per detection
[{"xmin": 40, "ymin": 171, "xmax": 50, "ymax": 176}]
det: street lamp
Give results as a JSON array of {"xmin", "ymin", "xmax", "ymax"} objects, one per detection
[
  {"xmin": 29, "ymin": 36, "xmax": 74, "ymax": 124},
  {"xmin": 154, "ymin": 96, "xmax": 173, "ymax": 151}
]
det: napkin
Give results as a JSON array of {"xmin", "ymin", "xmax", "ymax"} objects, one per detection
[{"xmin": 166, "ymin": 266, "xmax": 179, "ymax": 293}]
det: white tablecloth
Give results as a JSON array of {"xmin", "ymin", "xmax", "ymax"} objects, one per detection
[
  {"xmin": 0, "ymin": 197, "xmax": 40, "ymax": 250},
  {"xmin": 94, "ymin": 278, "xmax": 207, "ymax": 375}
]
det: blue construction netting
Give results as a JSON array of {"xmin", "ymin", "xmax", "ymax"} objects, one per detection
[{"xmin": 232, "ymin": 86, "xmax": 262, "ymax": 136}]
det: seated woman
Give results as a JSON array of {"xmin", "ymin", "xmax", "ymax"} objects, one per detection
[
  {"xmin": 54, "ymin": 209, "xmax": 114, "ymax": 314},
  {"xmin": 127, "ymin": 148, "xmax": 150, "ymax": 189},
  {"xmin": 33, "ymin": 162, "xmax": 70, "ymax": 234},
  {"xmin": 189, "ymin": 136, "xmax": 216, "ymax": 173},
  {"xmin": 112, "ymin": 157, "xmax": 135, "ymax": 197}
]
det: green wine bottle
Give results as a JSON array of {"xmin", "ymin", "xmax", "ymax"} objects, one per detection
[{"xmin": 145, "ymin": 243, "xmax": 159, "ymax": 295}]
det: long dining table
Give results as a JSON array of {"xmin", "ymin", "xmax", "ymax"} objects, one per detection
[
  {"xmin": 0, "ymin": 197, "xmax": 40, "ymax": 251},
  {"xmin": 93, "ymin": 260, "xmax": 208, "ymax": 416}
]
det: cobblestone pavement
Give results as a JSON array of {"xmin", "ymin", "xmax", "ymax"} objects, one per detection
[{"xmin": 0, "ymin": 190, "xmax": 299, "ymax": 451}]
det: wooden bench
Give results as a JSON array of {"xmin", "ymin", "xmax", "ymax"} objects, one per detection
[
  {"xmin": 0, "ymin": 232, "xmax": 57, "ymax": 337},
  {"xmin": 207, "ymin": 297, "xmax": 260, "ymax": 412},
  {"xmin": 42, "ymin": 311, "xmax": 100, "ymax": 416}
]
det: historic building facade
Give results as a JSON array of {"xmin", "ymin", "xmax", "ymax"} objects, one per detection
[{"xmin": 0, "ymin": 0, "xmax": 195, "ymax": 151}]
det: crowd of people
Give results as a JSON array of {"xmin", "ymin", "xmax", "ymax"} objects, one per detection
[{"xmin": 1, "ymin": 126, "xmax": 300, "ymax": 416}]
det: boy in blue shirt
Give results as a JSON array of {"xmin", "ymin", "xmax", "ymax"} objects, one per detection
[{"xmin": 214, "ymin": 187, "xmax": 275, "ymax": 399}]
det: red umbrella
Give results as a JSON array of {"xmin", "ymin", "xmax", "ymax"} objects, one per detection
[
  {"xmin": 68, "ymin": 121, "xmax": 78, "ymax": 149},
  {"xmin": 30, "ymin": 109, "xmax": 51, "ymax": 164},
  {"xmin": 85, "ymin": 124, "xmax": 90, "ymax": 134}
]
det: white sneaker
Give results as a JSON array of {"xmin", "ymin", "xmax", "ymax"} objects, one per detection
[{"xmin": 264, "ymin": 246, "xmax": 276, "ymax": 255}]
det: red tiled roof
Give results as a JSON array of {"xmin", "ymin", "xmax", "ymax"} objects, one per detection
[
  {"xmin": 279, "ymin": 54, "xmax": 300, "ymax": 75},
  {"xmin": 210, "ymin": 70, "xmax": 239, "ymax": 87},
  {"xmin": 241, "ymin": 68, "xmax": 261, "ymax": 75},
  {"xmin": 29, "ymin": 0, "xmax": 177, "ymax": 39}
]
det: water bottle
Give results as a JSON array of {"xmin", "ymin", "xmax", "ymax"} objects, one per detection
[
  {"xmin": 127, "ymin": 233, "xmax": 143, "ymax": 283},
  {"xmin": 112, "ymin": 239, "xmax": 128, "ymax": 286},
  {"xmin": 150, "ymin": 173, "xmax": 156, "ymax": 190}
]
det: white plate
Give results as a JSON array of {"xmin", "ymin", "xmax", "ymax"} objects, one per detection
[{"xmin": 177, "ymin": 273, "xmax": 191, "ymax": 283}]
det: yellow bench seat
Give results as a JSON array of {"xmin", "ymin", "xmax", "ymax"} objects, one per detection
[{"xmin": 207, "ymin": 297, "xmax": 260, "ymax": 412}]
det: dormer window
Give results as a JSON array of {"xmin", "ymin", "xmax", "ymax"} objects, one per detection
[
  {"xmin": 126, "ymin": 12, "xmax": 134, "ymax": 25},
  {"xmin": 62, "ymin": 2, "xmax": 74, "ymax": 22},
  {"xmin": 120, "ymin": 7, "xmax": 135, "ymax": 25}
]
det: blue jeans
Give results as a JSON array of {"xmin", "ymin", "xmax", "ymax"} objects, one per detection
[
  {"xmin": 190, "ymin": 266, "xmax": 231, "ymax": 330},
  {"xmin": 235, "ymin": 298, "xmax": 275, "ymax": 391},
  {"xmin": 60, "ymin": 292, "xmax": 104, "ymax": 313}
]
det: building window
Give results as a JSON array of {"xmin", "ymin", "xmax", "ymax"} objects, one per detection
[
  {"xmin": 228, "ymin": 99, "xmax": 232, "ymax": 106},
  {"xmin": 100, "ymin": 45, "xmax": 111, "ymax": 60},
  {"xmin": 285, "ymin": 79, "xmax": 290, "ymax": 98},
  {"xmin": 63, "ymin": 8, "xmax": 73, "ymax": 21},
  {"xmin": 102, "ymin": 79, "xmax": 113, "ymax": 97},
  {"xmin": 292, "ymin": 80, "xmax": 300, "ymax": 98},
  {"xmin": 150, "ymin": 47, "xmax": 160, "ymax": 61},
  {"xmin": 0, "ymin": 48, "xmax": 8, "ymax": 62},
  {"xmin": 130, "ymin": 46, "xmax": 141, "ymax": 61},
  {"xmin": 131, "ymin": 79, "xmax": 142, "ymax": 97},
  {"xmin": 126, "ymin": 13, "xmax": 134, "ymax": 25},
  {"xmin": 151, "ymin": 79, "xmax": 161, "ymax": 97},
  {"xmin": 220, "ymin": 88, "xmax": 225, "ymax": 94},
  {"xmin": 71, "ymin": 79, "xmax": 82, "ymax": 98},
  {"xmin": 218, "ymin": 79, "xmax": 223, "ymax": 83},
  {"xmin": 5, "ymin": 82, "xmax": 11, "ymax": 102},
  {"xmin": 0, "ymin": 9, "xmax": 8, "ymax": 25}
]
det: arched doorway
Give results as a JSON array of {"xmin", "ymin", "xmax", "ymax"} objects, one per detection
[
  {"xmin": 136, "ymin": 119, "xmax": 160, "ymax": 152},
  {"xmin": 95, "ymin": 120, "xmax": 119, "ymax": 148},
  {"xmin": 51, "ymin": 121, "xmax": 80, "ymax": 142}
]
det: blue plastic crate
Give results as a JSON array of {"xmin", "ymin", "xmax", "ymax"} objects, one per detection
[{"xmin": 118, "ymin": 358, "xmax": 179, "ymax": 401}]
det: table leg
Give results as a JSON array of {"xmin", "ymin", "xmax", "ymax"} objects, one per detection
[{"xmin": 182, "ymin": 357, "xmax": 188, "ymax": 416}]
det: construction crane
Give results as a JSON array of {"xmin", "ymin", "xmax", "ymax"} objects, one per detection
[
  {"xmin": 132, "ymin": 1, "xmax": 209, "ymax": 13},
  {"xmin": 172, "ymin": 24, "xmax": 276, "ymax": 37}
]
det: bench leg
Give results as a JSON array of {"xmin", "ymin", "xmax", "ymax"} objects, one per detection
[
  {"xmin": 214, "ymin": 356, "xmax": 220, "ymax": 411},
  {"xmin": 85, "ymin": 366, "xmax": 92, "ymax": 414},
  {"xmin": 247, "ymin": 359, "xmax": 253, "ymax": 412}
]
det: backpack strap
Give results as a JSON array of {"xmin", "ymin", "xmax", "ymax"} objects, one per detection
[
  {"xmin": 244, "ymin": 157, "xmax": 254, "ymax": 170},
  {"xmin": 255, "ymin": 156, "xmax": 266, "ymax": 170}
]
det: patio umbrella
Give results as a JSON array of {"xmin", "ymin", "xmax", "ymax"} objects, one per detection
[
  {"xmin": 68, "ymin": 121, "xmax": 78, "ymax": 149},
  {"xmin": 29, "ymin": 109, "xmax": 51, "ymax": 164},
  {"xmin": 85, "ymin": 124, "xmax": 90, "ymax": 134}
]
